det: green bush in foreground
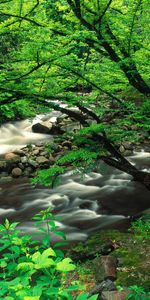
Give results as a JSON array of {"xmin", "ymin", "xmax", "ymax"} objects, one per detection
[{"xmin": 0, "ymin": 208, "xmax": 98, "ymax": 300}]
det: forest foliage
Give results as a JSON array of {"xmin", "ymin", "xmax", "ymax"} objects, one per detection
[
  {"xmin": 0, "ymin": 0, "xmax": 150, "ymax": 187},
  {"xmin": 0, "ymin": 0, "xmax": 149, "ymax": 117}
]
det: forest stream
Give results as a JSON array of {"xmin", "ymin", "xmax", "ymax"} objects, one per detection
[{"xmin": 0, "ymin": 113, "xmax": 150, "ymax": 242}]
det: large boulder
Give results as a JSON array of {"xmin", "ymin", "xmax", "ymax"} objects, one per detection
[
  {"xmin": 94, "ymin": 256, "xmax": 117, "ymax": 283},
  {"xmin": 48, "ymin": 124, "xmax": 64, "ymax": 134},
  {"xmin": 32, "ymin": 121, "xmax": 53, "ymax": 134},
  {"xmin": 4, "ymin": 152, "xmax": 21, "ymax": 163}
]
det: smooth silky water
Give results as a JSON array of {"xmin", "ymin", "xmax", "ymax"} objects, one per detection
[{"xmin": 0, "ymin": 116, "xmax": 150, "ymax": 242}]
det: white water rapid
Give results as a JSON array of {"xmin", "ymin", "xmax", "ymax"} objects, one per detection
[{"xmin": 0, "ymin": 118, "xmax": 150, "ymax": 242}]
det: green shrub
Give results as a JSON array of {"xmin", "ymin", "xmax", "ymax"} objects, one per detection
[
  {"xmin": 125, "ymin": 285, "xmax": 150, "ymax": 300},
  {"xmin": 0, "ymin": 208, "xmax": 98, "ymax": 300}
]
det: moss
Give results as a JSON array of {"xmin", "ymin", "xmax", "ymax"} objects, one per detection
[
  {"xmin": 69, "ymin": 220, "xmax": 150, "ymax": 293},
  {"xmin": 66, "ymin": 219, "xmax": 150, "ymax": 296},
  {"xmin": 71, "ymin": 229, "xmax": 128, "ymax": 257},
  {"xmin": 114, "ymin": 238, "xmax": 150, "ymax": 291}
]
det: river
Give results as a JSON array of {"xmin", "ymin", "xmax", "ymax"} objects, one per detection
[{"xmin": 0, "ymin": 115, "xmax": 150, "ymax": 242}]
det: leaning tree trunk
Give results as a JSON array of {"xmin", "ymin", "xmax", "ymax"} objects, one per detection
[
  {"xmin": 120, "ymin": 60, "xmax": 150, "ymax": 95},
  {"xmin": 101, "ymin": 156, "xmax": 150, "ymax": 191},
  {"xmin": 1, "ymin": 86, "xmax": 149, "ymax": 190},
  {"xmin": 47, "ymin": 100, "xmax": 150, "ymax": 191},
  {"xmin": 99, "ymin": 38, "xmax": 150, "ymax": 95}
]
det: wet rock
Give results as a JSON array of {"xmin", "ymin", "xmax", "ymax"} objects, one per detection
[
  {"xmin": 40, "ymin": 151, "xmax": 47, "ymax": 156},
  {"xmin": 87, "ymin": 119, "xmax": 97, "ymax": 125},
  {"xmin": 49, "ymin": 154, "xmax": 55, "ymax": 164},
  {"xmin": 36, "ymin": 156, "xmax": 49, "ymax": 165},
  {"xmin": 0, "ymin": 160, "xmax": 7, "ymax": 171},
  {"xmin": 62, "ymin": 140, "xmax": 72, "ymax": 149},
  {"xmin": 5, "ymin": 153, "xmax": 21, "ymax": 163},
  {"xmin": 18, "ymin": 163, "xmax": 24, "ymax": 170},
  {"xmin": 49, "ymin": 124, "xmax": 64, "ymax": 134},
  {"xmin": 54, "ymin": 153, "xmax": 62, "ymax": 160},
  {"xmin": 131, "ymin": 125, "xmax": 138, "ymax": 131},
  {"xmin": 0, "ymin": 176, "xmax": 12, "ymax": 183},
  {"xmin": 63, "ymin": 146, "xmax": 69, "ymax": 151},
  {"xmin": 13, "ymin": 149, "xmax": 25, "ymax": 156},
  {"xmin": 72, "ymin": 145, "xmax": 78, "ymax": 150},
  {"xmin": 122, "ymin": 142, "xmax": 133, "ymax": 150},
  {"xmin": 88, "ymin": 279, "xmax": 116, "ymax": 298},
  {"xmin": 100, "ymin": 242, "xmax": 115, "ymax": 255},
  {"xmin": 32, "ymin": 121, "xmax": 53, "ymax": 134},
  {"xmin": 12, "ymin": 167, "xmax": 22, "ymax": 177},
  {"xmin": 94, "ymin": 256, "xmax": 117, "ymax": 283},
  {"xmin": 124, "ymin": 150, "xmax": 133, "ymax": 156},
  {"xmin": 23, "ymin": 167, "xmax": 33, "ymax": 176},
  {"xmin": 119, "ymin": 145, "xmax": 125, "ymax": 153},
  {"xmin": 28, "ymin": 159, "xmax": 38, "ymax": 168},
  {"xmin": 21, "ymin": 156, "xmax": 28, "ymax": 164},
  {"xmin": 57, "ymin": 114, "xmax": 68, "ymax": 123},
  {"xmin": 101, "ymin": 291, "xmax": 129, "ymax": 300},
  {"xmin": 57, "ymin": 145, "xmax": 63, "ymax": 151},
  {"xmin": 32, "ymin": 149, "xmax": 40, "ymax": 156}
]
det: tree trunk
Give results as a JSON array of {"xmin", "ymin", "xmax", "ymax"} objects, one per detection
[
  {"xmin": 101, "ymin": 156, "xmax": 150, "ymax": 191},
  {"xmin": 99, "ymin": 38, "xmax": 150, "ymax": 95},
  {"xmin": 120, "ymin": 61, "xmax": 150, "ymax": 95}
]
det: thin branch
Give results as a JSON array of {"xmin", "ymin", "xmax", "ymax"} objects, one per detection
[
  {"xmin": 18, "ymin": 0, "xmax": 24, "ymax": 27},
  {"xmin": 128, "ymin": 0, "xmax": 142, "ymax": 54},
  {"xmin": 5, "ymin": 50, "xmax": 74, "ymax": 81},
  {"xmin": 111, "ymin": 8, "xmax": 124, "ymax": 15},
  {"xmin": 0, "ymin": 11, "xmax": 45, "ymax": 27},
  {"xmin": 95, "ymin": 0, "xmax": 113, "ymax": 24},
  {"xmin": 24, "ymin": 0, "xmax": 40, "ymax": 18},
  {"xmin": 66, "ymin": 0, "xmax": 94, "ymax": 31},
  {"xmin": 56, "ymin": 63, "xmax": 125, "ymax": 106},
  {"xmin": 0, "ymin": 0, "xmax": 13, "ymax": 3},
  {"xmin": 39, "ymin": 65, "xmax": 51, "ymax": 92}
]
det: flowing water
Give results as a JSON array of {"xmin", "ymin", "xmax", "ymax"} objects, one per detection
[{"xmin": 0, "ymin": 116, "xmax": 150, "ymax": 242}]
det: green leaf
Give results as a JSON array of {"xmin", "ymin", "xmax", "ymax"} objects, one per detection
[
  {"xmin": 17, "ymin": 262, "xmax": 34, "ymax": 271},
  {"xmin": 55, "ymin": 231, "xmax": 66, "ymax": 240},
  {"xmin": 76, "ymin": 293, "xmax": 98, "ymax": 300},
  {"xmin": 24, "ymin": 297, "xmax": 40, "ymax": 300},
  {"xmin": 0, "ymin": 260, "xmax": 7, "ymax": 268},
  {"xmin": 42, "ymin": 247, "xmax": 56, "ymax": 257},
  {"xmin": 11, "ymin": 245, "xmax": 20, "ymax": 255},
  {"xmin": 56, "ymin": 258, "xmax": 76, "ymax": 272},
  {"xmin": 32, "ymin": 248, "xmax": 56, "ymax": 269}
]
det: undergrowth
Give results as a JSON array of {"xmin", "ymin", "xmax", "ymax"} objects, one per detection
[{"xmin": 0, "ymin": 208, "xmax": 98, "ymax": 300}]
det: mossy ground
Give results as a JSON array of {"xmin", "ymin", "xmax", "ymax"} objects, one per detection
[{"xmin": 67, "ymin": 217, "xmax": 150, "ymax": 294}]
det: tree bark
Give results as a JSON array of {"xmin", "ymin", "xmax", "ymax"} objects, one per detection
[{"xmin": 101, "ymin": 156, "xmax": 150, "ymax": 191}]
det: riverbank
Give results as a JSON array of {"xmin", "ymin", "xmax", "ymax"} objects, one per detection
[
  {"xmin": 1, "ymin": 113, "xmax": 149, "ymax": 183},
  {"xmin": 66, "ymin": 217, "xmax": 150, "ymax": 299}
]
